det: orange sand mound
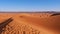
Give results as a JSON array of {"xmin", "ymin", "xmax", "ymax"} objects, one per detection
[{"xmin": 0, "ymin": 13, "xmax": 60, "ymax": 34}]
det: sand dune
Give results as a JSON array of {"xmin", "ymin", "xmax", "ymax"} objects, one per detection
[{"xmin": 0, "ymin": 13, "xmax": 60, "ymax": 34}]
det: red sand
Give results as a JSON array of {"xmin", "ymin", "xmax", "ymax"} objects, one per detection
[{"xmin": 0, "ymin": 13, "xmax": 60, "ymax": 34}]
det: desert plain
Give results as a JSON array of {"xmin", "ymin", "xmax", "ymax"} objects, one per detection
[{"xmin": 0, "ymin": 12, "xmax": 60, "ymax": 34}]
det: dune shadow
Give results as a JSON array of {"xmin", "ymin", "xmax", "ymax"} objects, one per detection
[
  {"xmin": 51, "ymin": 13, "xmax": 60, "ymax": 16},
  {"xmin": 0, "ymin": 17, "xmax": 13, "ymax": 34}
]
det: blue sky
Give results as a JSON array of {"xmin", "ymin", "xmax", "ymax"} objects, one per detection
[{"xmin": 0, "ymin": 0, "xmax": 60, "ymax": 12}]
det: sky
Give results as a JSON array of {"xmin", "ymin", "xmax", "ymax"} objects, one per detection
[{"xmin": 0, "ymin": 0, "xmax": 60, "ymax": 12}]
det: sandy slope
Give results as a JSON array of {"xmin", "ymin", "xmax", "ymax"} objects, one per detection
[{"xmin": 0, "ymin": 13, "xmax": 60, "ymax": 34}]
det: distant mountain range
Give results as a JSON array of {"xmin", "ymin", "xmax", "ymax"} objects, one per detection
[{"xmin": 0, "ymin": 11, "xmax": 60, "ymax": 13}]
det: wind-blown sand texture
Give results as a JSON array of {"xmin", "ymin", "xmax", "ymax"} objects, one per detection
[{"xmin": 0, "ymin": 12, "xmax": 60, "ymax": 34}]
